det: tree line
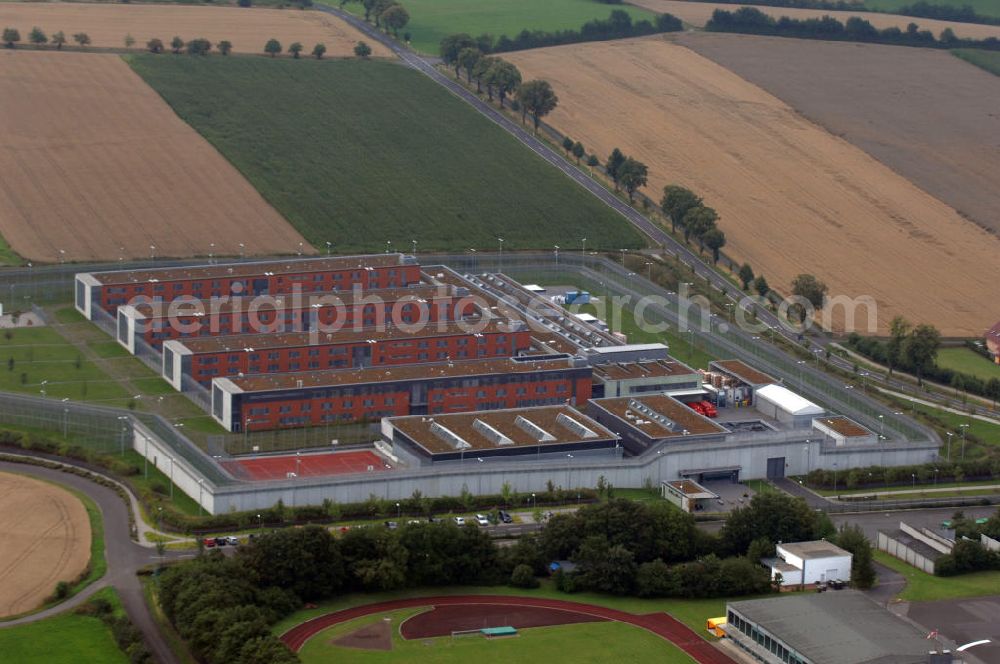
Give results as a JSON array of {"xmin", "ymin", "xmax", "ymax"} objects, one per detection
[
  {"xmin": 3, "ymin": 26, "xmax": 91, "ymax": 49},
  {"xmin": 659, "ymin": 184, "xmax": 728, "ymax": 263},
  {"xmin": 487, "ymin": 10, "xmax": 683, "ymax": 53},
  {"xmin": 706, "ymin": 7, "xmax": 1000, "ymax": 50},
  {"xmin": 341, "ymin": 0, "xmax": 411, "ymax": 38},
  {"xmin": 806, "ymin": 458, "xmax": 1000, "ymax": 491},
  {"xmin": 681, "ymin": 0, "xmax": 1000, "ymax": 25}
]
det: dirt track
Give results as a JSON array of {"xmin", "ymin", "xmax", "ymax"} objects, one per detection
[
  {"xmin": 677, "ymin": 33, "xmax": 1000, "ymax": 236},
  {"xmin": 0, "ymin": 51, "xmax": 310, "ymax": 262},
  {"xmin": 628, "ymin": 0, "xmax": 1000, "ymax": 40},
  {"xmin": 506, "ymin": 37, "xmax": 1000, "ymax": 336},
  {"xmin": 0, "ymin": 3, "xmax": 390, "ymax": 56},
  {"xmin": 0, "ymin": 471, "xmax": 91, "ymax": 617}
]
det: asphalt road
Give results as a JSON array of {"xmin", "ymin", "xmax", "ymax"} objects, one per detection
[{"xmin": 0, "ymin": 461, "xmax": 187, "ymax": 664}]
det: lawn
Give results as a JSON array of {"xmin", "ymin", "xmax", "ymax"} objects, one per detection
[
  {"xmin": 937, "ymin": 347, "xmax": 1000, "ymax": 380},
  {"xmin": 128, "ymin": 56, "xmax": 644, "ymax": 255},
  {"xmin": 907, "ymin": 401, "xmax": 1000, "ymax": 457},
  {"xmin": 298, "ymin": 607, "xmax": 694, "ymax": 663},
  {"xmin": 874, "ymin": 551, "xmax": 1000, "ymax": 601},
  {"xmin": 0, "ymin": 588, "xmax": 127, "ymax": 663},
  {"xmin": 954, "ymin": 49, "xmax": 1000, "ymax": 76},
  {"xmin": 335, "ymin": 0, "xmax": 656, "ymax": 55},
  {"xmin": 866, "ymin": 0, "xmax": 1000, "ymax": 18}
]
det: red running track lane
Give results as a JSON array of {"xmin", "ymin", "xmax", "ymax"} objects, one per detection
[{"xmin": 279, "ymin": 595, "xmax": 737, "ymax": 664}]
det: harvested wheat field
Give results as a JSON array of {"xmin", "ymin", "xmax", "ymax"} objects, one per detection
[
  {"xmin": 0, "ymin": 3, "xmax": 390, "ymax": 56},
  {"xmin": 0, "ymin": 51, "xmax": 310, "ymax": 262},
  {"xmin": 506, "ymin": 37, "xmax": 1000, "ymax": 335},
  {"xmin": 628, "ymin": 0, "xmax": 1000, "ymax": 40},
  {"xmin": 677, "ymin": 33, "xmax": 1000, "ymax": 234},
  {"xmin": 0, "ymin": 472, "xmax": 91, "ymax": 617}
]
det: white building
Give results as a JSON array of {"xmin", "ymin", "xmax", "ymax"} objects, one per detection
[
  {"xmin": 755, "ymin": 384, "xmax": 824, "ymax": 428},
  {"xmin": 763, "ymin": 540, "xmax": 852, "ymax": 587}
]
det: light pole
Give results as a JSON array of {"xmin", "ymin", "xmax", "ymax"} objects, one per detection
[
  {"xmin": 257, "ymin": 513, "xmax": 262, "ymax": 532},
  {"xmin": 168, "ymin": 456, "xmax": 175, "ymax": 498},
  {"xmin": 239, "ymin": 242, "xmax": 245, "ymax": 259},
  {"xmin": 911, "ymin": 473, "xmax": 916, "ymax": 491},
  {"xmin": 803, "ymin": 442, "xmax": 810, "ymax": 475},
  {"xmin": 396, "ymin": 502, "xmax": 401, "ymax": 519},
  {"xmin": 531, "ymin": 493, "xmax": 536, "ymax": 510},
  {"xmin": 144, "ymin": 434, "xmax": 149, "ymax": 479},
  {"xmin": 117, "ymin": 415, "xmax": 128, "ymax": 456},
  {"xmin": 197, "ymin": 479, "xmax": 204, "ymax": 516},
  {"xmin": 411, "ymin": 239, "xmax": 417, "ymax": 255},
  {"xmin": 620, "ymin": 248, "xmax": 626, "ymax": 266},
  {"xmin": 796, "ymin": 360, "xmax": 806, "ymax": 391},
  {"xmin": 833, "ymin": 462, "xmax": 838, "ymax": 495},
  {"xmin": 326, "ymin": 241, "xmax": 332, "ymax": 256},
  {"xmin": 959, "ymin": 423, "xmax": 969, "ymax": 459},
  {"xmin": 946, "ymin": 431, "xmax": 954, "ymax": 462},
  {"xmin": 581, "ymin": 237, "xmax": 587, "ymax": 256},
  {"xmin": 554, "ymin": 245, "xmax": 559, "ymax": 264},
  {"xmin": 645, "ymin": 261, "xmax": 653, "ymax": 282},
  {"xmin": 498, "ymin": 237, "xmax": 504, "ymax": 272},
  {"xmin": 61, "ymin": 398, "xmax": 69, "ymax": 438},
  {"xmin": 878, "ymin": 414, "xmax": 884, "ymax": 437},
  {"xmin": 933, "ymin": 467, "xmax": 939, "ymax": 488}
]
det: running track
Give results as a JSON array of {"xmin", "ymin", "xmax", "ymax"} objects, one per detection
[{"xmin": 279, "ymin": 595, "xmax": 736, "ymax": 664}]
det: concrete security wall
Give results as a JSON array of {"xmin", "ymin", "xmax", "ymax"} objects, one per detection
[
  {"xmin": 983, "ymin": 534, "xmax": 1000, "ymax": 552},
  {"xmin": 131, "ymin": 423, "xmax": 216, "ymax": 514}
]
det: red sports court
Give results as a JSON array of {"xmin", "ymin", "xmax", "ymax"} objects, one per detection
[{"xmin": 222, "ymin": 450, "xmax": 391, "ymax": 481}]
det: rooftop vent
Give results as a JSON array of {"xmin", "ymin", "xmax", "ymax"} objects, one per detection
[
  {"xmin": 514, "ymin": 416, "xmax": 556, "ymax": 442},
  {"xmin": 473, "ymin": 419, "xmax": 514, "ymax": 446},
  {"xmin": 556, "ymin": 413, "xmax": 599, "ymax": 439},
  {"xmin": 430, "ymin": 422, "xmax": 471, "ymax": 450}
]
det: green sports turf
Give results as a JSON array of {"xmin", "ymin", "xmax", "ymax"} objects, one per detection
[
  {"xmin": 865, "ymin": 0, "xmax": 1000, "ymax": 18},
  {"xmin": 298, "ymin": 607, "xmax": 695, "ymax": 663},
  {"xmin": 936, "ymin": 347, "xmax": 1000, "ymax": 381},
  {"xmin": 0, "ymin": 588, "xmax": 128, "ymax": 664},
  {"xmin": 335, "ymin": 0, "xmax": 657, "ymax": 55},
  {"xmin": 128, "ymin": 56, "xmax": 644, "ymax": 255}
]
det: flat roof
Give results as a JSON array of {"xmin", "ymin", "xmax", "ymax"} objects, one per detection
[
  {"xmin": 589, "ymin": 343, "xmax": 669, "ymax": 355},
  {"xmin": 387, "ymin": 405, "xmax": 618, "ymax": 454},
  {"xmin": 814, "ymin": 416, "xmax": 871, "ymax": 438},
  {"xmin": 665, "ymin": 479, "xmax": 717, "ymax": 499},
  {"xmin": 167, "ymin": 318, "xmax": 519, "ymax": 354},
  {"xmin": 710, "ymin": 359, "xmax": 775, "ymax": 386},
  {"xmin": 126, "ymin": 285, "xmax": 445, "ymax": 317},
  {"xmin": 84, "ymin": 254, "xmax": 408, "ymax": 285},
  {"xmin": 592, "ymin": 358, "xmax": 697, "ymax": 382},
  {"xmin": 590, "ymin": 394, "xmax": 726, "ymax": 438},
  {"xmin": 779, "ymin": 540, "xmax": 850, "ymax": 560},
  {"xmin": 879, "ymin": 529, "xmax": 947, "ymax": 562},
  {"xmin": 218, "ymin": 356, "xmax": 580, "ymax": 394},
  {"xmin": 757, "ymin": 384, "xmax": 824, "ymax": 416},
  {"xmin": 529, "ymin": 331, "xmax": 582, "ymax": 355},
  {"xmin": 728, "ymin": 591, "xmax": 932, "ymax": 664}
]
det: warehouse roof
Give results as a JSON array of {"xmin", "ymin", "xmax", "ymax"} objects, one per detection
[
  {"xmin": 589, "ymin": 394, "xmax": 725, "ymax": 438},
  {"xmin": 592, "ymin": 358, "xmax": 697, "ymax": 382},
  {"xmin": 215, "ymin": 356, "xmax": 583, "ymax": 394},
  {"xmin": 84, "ymin": 254, "xmax": 409, "ymax": 285},
  {"xmin": 387, "ymin": 405, "xmax": 618, "ymax": 454},
  {"xmin": 664, "ymin": 479, "xmax": 717, "ymax": 499},
  {"xmin": 756, "ymin": 384, "xmax": 824, "ymax": 416},
  {"xmin": 710, "ymin": 359, "xmax": 775, "ymax": 386},
  {"xmin": 779, "ymin": 540, "xmax": 851, "ymax": 560},
  {"xmin": 165, "ymin": 318, "xmax": 521, "ymax": 354},
  {"xmin": 728, "ymin": 591, "xmax": 932, "ymax": 664},
  {"xmin": 814, "ymin": 416, "xmax": 871, "ymax": 438}
]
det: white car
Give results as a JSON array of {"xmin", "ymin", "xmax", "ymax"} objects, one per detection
[
  {"xmin": 475, "ymin": 514, "xmax": 490, "ymax": 526},
  {"xmin": 225, "ymin": 536, "xmax": 240, "ymax": 546},
  {"xmin": 453, "ymin": 516, "xmax": 466, "ymax": 526}
]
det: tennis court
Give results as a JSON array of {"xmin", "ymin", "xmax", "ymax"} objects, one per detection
[{"xmin": 221, "ymin": 450, "xmax": 391, "ymax": 481}]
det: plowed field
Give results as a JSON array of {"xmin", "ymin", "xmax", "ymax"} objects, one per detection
[
  {"xmin": 0, "ymin": 472, "xmax": 91, "ymax": 617},
  {"xmin": 506, "ymin": 37, "xmax": 1000, "ymax": 335},
  {"xmin": 0, "ymin": 3, "xmax": 389, "ymax": 56},
  {"xmin": 0, "ymin": 51, "xmax": 308, "ymax": 262}
]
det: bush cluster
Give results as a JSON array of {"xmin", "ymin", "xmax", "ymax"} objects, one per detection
[
  {"xmin": 76, "ymin": 596, "xmax": 151, "ymax": 663},
  {"xmin": 806, "ymin": 460, "xmax": 1000, "ymax": 491},
  {"xmin": 489, "ymin": 10, "xmax": 682, "ymax": 53}
]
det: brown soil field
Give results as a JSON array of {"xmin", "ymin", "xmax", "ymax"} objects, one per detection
[
  {"xmin": 628, "ymin": 0, "xmax": 1000, "ymax": 40},
  {"xmin": 0, "ymin": 51, "xmax": 310, "ymax": 262},
  {"xmin": 506, "ymin": 37, "xmax": 1000, "ymax": 335},
  {"xmin": 677, "ymin": 33, "xmax": 1000, "ymax": 235},
  {"xmin": 0, "ymin": 3, "xmax": 391, "ymax": 56},
  {"xmin": 0, "ymin": 471, "xmax": 91, "ymax": 617}
]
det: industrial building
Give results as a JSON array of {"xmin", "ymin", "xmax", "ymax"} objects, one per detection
[
  {"xmin": 382, "ymin": 405, "xmax": 619, "ymax": 464},
  {"xmin": 591, "ymin": 357, "xmax": 701, "ymax": 398},
  {"xmin": 211, "ymin": 356, "xmax": 592, "ymax": 432},
  {"xmin": 161, "ymin": 319, "xmax": 531, "ymax": 389},
  {"xmin": 75, "ymin": 253, "xmax": 420, "ymax": 319},
  {"xmin": 726, "ymin": 591, "xmax": 951, "ymax": 664},
  {"xmin": 754, "ymin": 384, "xmax": 825, "ymax": 428},
  {"xmin": 704, "ymin": 359, "xmax": 775, "ymax": 407},
  {"xmin": 812, "ymin": 416, "xmax": 877, "ymax": 446},
  {"xmin": 587, "ymin": 393, "xmax": 727, "ymax": 454},
  {"xmin": 661, "ymin": 479, "xmax": 719, "ymax": 513},
  {"xmin": 116, "ymin": 285, "xmax": 473, "ymax": 353},
  {"xmin": 762, "ymin": 540, "xmax": 852, "ymax": 588}
]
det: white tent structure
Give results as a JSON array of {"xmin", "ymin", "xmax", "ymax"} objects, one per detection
[{"xmin": 755, "ymin": 384, "xmax": 824, "ymax": 427}]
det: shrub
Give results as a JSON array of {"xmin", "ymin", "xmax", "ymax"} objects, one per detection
[{"xmin": 510, "ymin": 564, "xmax": 539, "ymax": 588}]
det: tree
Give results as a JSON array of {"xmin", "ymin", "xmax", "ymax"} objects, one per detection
[
  {"xmin": 605, "ymin": 148, "xmax": 626, "ymax": 190},
  {"xmin": 311, "ymin": 42, "xmax": 326, "ymax": 59},
  {"xmin": 471, "ymin": 54, "xmax": 497, "ymax": 95},
  {"xmin": 73, "ymin": 32, "xmax": 90, "ymax": 47},
  {"xmin": 904, "ymin": 324, "xmax": 941, "ymax": 386},
  {"xmin": 635, "ymin": 559, "xmax": 674, "ymax": 597},
  {"xmin": 562, "ymin": 136, "xmax": 574, "ymax": 155},
  {"xmin": 124, "ymin": 33, "xmax": 135, "ymax": 49},
  {"xmin": 147, "ymin": 38, "xmax": 164, "ymax": 54},
  {"xmin": 586, "ymin": 154, "xmax": 599, "ymax": 170},
  {"xmin": 517, "ymin": 79, "xmax": 558, "ymax": 132},
  {"xmin": 791, "ymin": 273, "xmax": 827, "ymax": 309},
  {"xmin": 660, "ymin": 185, "xmax": 702, "ymax": 233},
  {"xmin": 354, "ymin": 41, "xmax": 372, "ymax": 58},
  {"xmin": 618, "ymin": 157, "xmax": 648, "ymax": 202},
  {"xmin": 381, "ymin": 4, "xmax": 410, "ymax": 36},
  {"xmin": 52, "ymin": 31, "xmax": 66, "ymax": 50},
  {"xmin": 170, "ymin": 36, "xmax": 185, "ymax": 54},
  {"xmin": 187, "ymin": 38, "xmax": 211, "ymax": 56},
  {"xmin": 572, "ymin": 142, "xmax": 586, "ymax": 164},
  {"xmin": 484, "ymin": 59, "xmax": 521, "ymax": 108},
  {"xmin": 264, "ymin": 38, "xmax": 282, "ymax": 57},
  {"xmin": 3, "ymin": 28, "xmax": 20, "ymax": 48},
  {"xmin": 738, "ymin": 263, "xmax": 755, "ymax": 290},
  {"xmin": 29, "ymin": 27, "xmax": 47, "ymax": 46},
  {"xmin": 746, "ymin": 537, "xmax": 775, "ymax": 562},
  {"xmin": 439, "ymin": 33, "xmax": 475, "ymax": 77},
  {"xmin": 510, "ymin": 564, "xmax": 539, "ymax": 588},
  {"xmin": 218, "ymin": 40, "xmax": 233, "ymax": 56},
  {"xmin": 703, "ymin": 228, "xmax": 726, "ymax": 263},
  {"xmin": 754, "ymin": 275, "xmax": 770, "ymax": 298},
  {"xmin": 457, "ymin": 46, "xmax": 480, "ymax": 84},
  {"xmin": 289, "ymin": 41, "xmax": 303, "ymax": 58},
  {"xmin": 682, "ymin": 205, "xmax": 717, "ymax": 244},
  {"xmin": 886, "ymin": 315, "xmax": 911, "ymax": 376},
  {"xmin": 720, "ymin": 493, "xmax": 819, "ymax": 556}
]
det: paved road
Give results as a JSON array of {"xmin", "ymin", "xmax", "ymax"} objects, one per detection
[{"xmin": 0, "ymin": 461, "xmax": 187, "ymax": 664}]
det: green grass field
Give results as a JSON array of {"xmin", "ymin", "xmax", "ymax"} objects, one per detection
[
  {"xmin": 299, "ymin": 607, "xmax": 694, "ymax": 663},
  {"xmin": 0, "ymin": 588, "xmax": 127, "ymax": 663},
  {"xmin": 128, "ymin": 56, "xmax": 643, "ymax": 255},
  {"xmin": 937, "ymin": 347, "xmax": 1000, "ymax": 380},
  {"xmin": 865, "ymin": 0, "xmax": 1000, "ymax": 18},
  {"xmin": 335, "ymin": 0, "xmax": 656, "ymax": 55},
  {"xmin": 953, "ymin": 49, "xmax": 1000, "ymax": 76},
  {"xmin": 906, "ymin": 401, "xmax": 1000, "ymax": 456},
  {"xmin": 874, "ymin": 551, "xmax": 1000, "ymax": 601}
]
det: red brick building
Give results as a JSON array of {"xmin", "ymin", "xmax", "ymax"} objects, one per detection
[
  {"xmin": 75, "ymin": 254, "xmax": 420, "ymax": 319},
  {"xmin": 162, "ymin": 319, "xmax": 532, "ymax": 389},
  {"xmin": 210, "ymin": 357, "xmax": 592, "ymax": 432}
]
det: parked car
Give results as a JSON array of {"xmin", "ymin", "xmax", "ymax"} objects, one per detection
[
  {"xmin": 475, "ymin": 514, "xmax": 490, "ymax": 526},
  {"xmin": 827, "ymin": 579, "xmax": 845, "ymax": 590},
  {"xmin": 214, "ymin": 537, "xmax": 227, "ymax": 547},
  {"xmin": 407, "ymin": 520, "xmax": 423, "ymax": 525},
  {"xmin": 384, "ymin": 521, "xmax": 398, "ymax": 530},
  {"xmin": 454, "ymin": 516, "xmax": 466, "ymax": 526},
  {"xmin": 225, "ymin": 536, "xmax": 240, "ymax": 546},
  {"xmin": 203, "ymin": 538, "xmax": 216, "ymax": 548},
  {"xmin": 498, "ymin": 510, "xmax": 513, "ymax": 524}
]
